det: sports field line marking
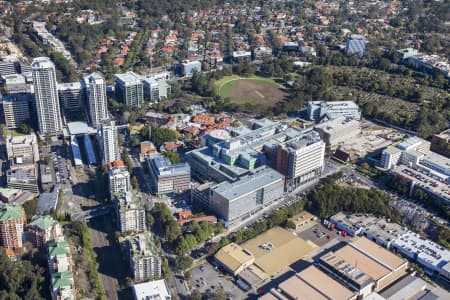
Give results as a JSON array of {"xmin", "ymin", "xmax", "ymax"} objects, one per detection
[
  {"xmin": 254, "ymin": 90, "xmax": 265, "ymax": 98},
  {"xmin": 217, "ymin": 77, "xmax": 281, "ymax": 96}
]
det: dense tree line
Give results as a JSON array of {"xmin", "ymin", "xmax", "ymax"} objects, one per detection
[
  {"xmin": 0, "ymin": 248, "xmax": 46, "ymax": 299},
  {"xmin": 305, "ymin": 179, "xmax": 393, "ymax": 219}
]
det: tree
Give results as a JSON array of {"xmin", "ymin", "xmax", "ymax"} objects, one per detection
[
  {"xmin": 151, "ymin": 127, "xmax": 180, "ymax": 147},
  {"xmin": 130, "ymin": 137, "xmax": 140, "ymax": 148},
  {"xmin": 19, "ymin": 122, "xmax": 31, "ymax": 134},
  {"xmin": 189, "ymin": 289, "xmax": 202, "ymax": 300},
  {"xmin": 210, "ymin": 288, "xmax": 227, "ymax": 300},
  {"xmin": 175, "ymin": 256, "xmax": 193, "ymax": 271},
  {"xmin": 163, "ymin": 151, "xmax": 180, "ymax": 164}
]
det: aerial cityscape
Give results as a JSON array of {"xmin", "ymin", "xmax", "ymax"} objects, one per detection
[{"xmin": 0, "ymin": 0, "xmax": 449, "ymax": 299}]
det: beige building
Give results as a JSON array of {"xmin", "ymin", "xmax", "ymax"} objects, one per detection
[
  {"xmin": 261, "ymin": 265, "xmax": 357, "ymax": 300},
  {"xmin": 6, "ymin": 133, "xmax": 39, "ymax": 164},
  {"xmin": 214, "ymin": 243, "xmax": 255, "ymax": 276},
  {"xmin": 314, "ymin": 117, "xmax": 361, "ymax": 149},
  {"xmin": 319, "ymin": 237, "xmax": 408, "ymax": 295}
]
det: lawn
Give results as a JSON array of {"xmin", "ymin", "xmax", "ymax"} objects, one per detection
[{"xmin": 215, "ymin": 76, "xmax": 285, "ymax": 107}]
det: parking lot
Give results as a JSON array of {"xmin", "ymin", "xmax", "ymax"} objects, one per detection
[
  {"xmin": 297, "ymin": 223, "xmax": 347, "ymax": 248},
  {"xmin": 188, "ymin": 261, "xmax": 247, "ymax": 299}
]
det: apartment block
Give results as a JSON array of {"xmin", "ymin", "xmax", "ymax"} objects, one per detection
[
  {"xmin": 114, "ymin": 71, "xmax": 143, "ymax": 107},
  {"xmin": 1, "ymin": 95, "xmax": 30, "ymax": 129},
  {"xmin": 58, "ymin": 82, "xmax": 83, "ymax": 112},
  {"xmin": 28, "ymin": 215, "xmax": 62, "ymax": 248},
  {"xmin": 114, "ymin": 193, "xmax": 146, "ymax": 233},
  {"xmin": 108, "ymin": 160, "xmax": 131, "ymax": 197},
  {"xmin": 125, "ymin": 233, "xmax": 162, "ymax": 282},
  {"xmin": 0, "ymin": 204, "xmax": 26, "ymax": 254}
]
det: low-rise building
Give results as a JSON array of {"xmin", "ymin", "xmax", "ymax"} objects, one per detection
[
  {"xmin": 114, "ymin": 193, "xmax": 146, "ymax": 233},
  {"xmin": 319, "ymin": 238, "xmax": 408, "ymax": 294},
  {"xmin": 288, "ymin": 211, "xmax": 316, "ymax": 230},
  {"xmin": 147, "ymin": 157, "xmax": 191, "ymax": 195},
  {"xmin": 214, "ymin": 243, "xmax": 255, "ymax": 276},
  {"xmin": 132, "ymin": 279, "xmax": 171, "ymax": 300},
  {"xmin": 345, "ymin": 35, "xmax": 366, "ymax": 56},
  {"xmin": 139, "ymin": 141, "xmax": 158, "ymax": 161},
  {"xmin": 329, "ymin": 213, "xmax": 408, "ymax": 248},
  {"xmin": 125, "ymin": 233, "xmax": 162, "ymax": 282},
  {"xmin": 261, "ymin": 265, "xmax": 357, "ymax": 300},
  {"xmin": 392, "ymin": 232, "xmax": 450, "ymax": 280},
  {"xmin": 209, "ymin": 167, "xmax": 284, "ymax": 222}
]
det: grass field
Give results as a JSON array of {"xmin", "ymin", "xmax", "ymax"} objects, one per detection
[{"xmin": 215, "ymin": 76, "xmax": 285, "ymax": 107}]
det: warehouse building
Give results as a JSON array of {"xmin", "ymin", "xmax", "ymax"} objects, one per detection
[
  {"xmin": 319, "ymin": 238, "xmax": 408, "ymax": 294},
  {"xmin": 392, "ymin": 232, "xmax": 450, "ymax": 280}
]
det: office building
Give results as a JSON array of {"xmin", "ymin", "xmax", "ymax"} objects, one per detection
[
  {"xmin": 209, "ymin": 167, "xmax": 284, "ymax": 221},
  {"xmin": 84, "ymin": 72, "xmax": 108, "ymax": 127},
  {"xmin": 132, "ymin": 279, "xmax": 171, "ymax": 300},
  {"xmin": 114, "ymin": 193, "xmax": 146, "ymax": 233},
  {"xmin": 319, "ymin": 238, "xmax": 408, "ymax": 295},
  {"xmin": 7, "ymin": 165, "xmax": 39, "ymax": 194},
  {"xmin": 307, "ymin": 101, "xmax": 361, "ymax": 123},
  {"xmin": 28, "ymin": 215, "xmax": 62, "ymax": 248},
  {"xmin": 147, "ymin": 157, "xmax": 191, "ymax": 195},
  {"xmin": 274, "ymin": 130, "xmax": 325, "ymax": 190},
  {"xmin": 6, "ymin": 133, "xmax": 39, "ymax": 164},
  {"xmin": 31, "ymin": 57, "xmax": 63, "ymax": 135},
  {"xmin": 51, "ymin": 270, "xmax": 75, "ymax": 300},
  {"xmin": 345, "ymin": 34, "xmax": 367, "ymax": 56},
  {"xmin": 97, "ymin": 120, "xmax": 120, "ymax": 164},
  {"xmin": 314, "ymin": 117, "xmax": 361, "ymax": 148},
  {"xmin": 0, "ymin": 204, "xmax": 26, "ymax": 253},
  {"xmin": 430, "ymin": 129, "xmax": 450, "ymax": 158},
  {"xmin": 115, "ymin": 71, "xmax": 143, "ymax": 107},
  {"xmin": 143, "ymin": 71, "xmax": 171, "ymax": 102},
  {"xmin": 108, "ymin": 160, "xmax": 131, "ymax": 196},
  {"xmin": 1, "ymin": 94, "xmax": 30, "ymax": 129},
  {"xmin": 58, "ymin": 81, "xmax": 83, "ymax": 112},
  {"xmin": 125, "ymin": 233, "xmax": 162, "ymax": 282},
  {"xmin": 392, "ymin": 232, "xmax": 450, "ymax": 280}
]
